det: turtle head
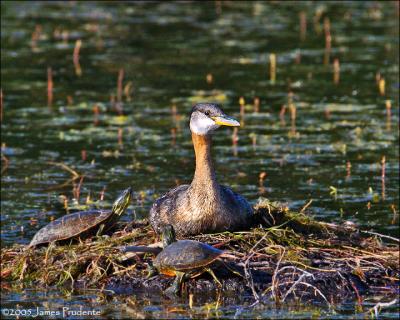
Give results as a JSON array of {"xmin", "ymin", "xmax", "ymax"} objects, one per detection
[
  {"xmin": 112, "ymin": 187, "xmax": 133, "ymax": 216},
  {"xmin": 160, "ymin": 224, "xmax": 176, "ymax": 247}
]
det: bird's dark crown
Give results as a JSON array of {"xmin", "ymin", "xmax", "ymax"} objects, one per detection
[{"xmin": 191, "ymin": 103, "xmax": 225, "ymax": 117}]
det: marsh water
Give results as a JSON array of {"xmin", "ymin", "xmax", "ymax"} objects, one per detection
[{"xmin": 1, "ymin": 1, "xmax": 399, "ymax": 319}]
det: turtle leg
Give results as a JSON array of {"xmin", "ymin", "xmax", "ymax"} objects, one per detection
[
  {"xmin": 165, "ymin": 271, "xmax": 185, "ymax": 296},
  {"xmin": 205, "ymin": 268, "xmax": 222, "ymax": 288},
  {"xmin": 96, "ymin": 223, "xmax": 105, "ymax": 237},
  {"xmin": 146, "ymin": 262, "xmax": 158, "ymax": 278},
  {"xmin": 221, "ymin": 261, "xmax": 245, "ymax": 279}
]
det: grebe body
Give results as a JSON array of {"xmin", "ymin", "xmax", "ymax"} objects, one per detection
[{"xmin": 149, "ymin": 103, "xmax": 253, "ymax": 236}]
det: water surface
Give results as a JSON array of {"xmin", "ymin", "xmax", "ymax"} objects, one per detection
[{"xmin": 1, "ymin": 1, "xmax": 399, "ymax": 318}]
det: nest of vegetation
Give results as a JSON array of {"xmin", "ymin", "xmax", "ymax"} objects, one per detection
[{"xmin": 1, "ymin": 199, "xmax": 399, "ymax": 306}]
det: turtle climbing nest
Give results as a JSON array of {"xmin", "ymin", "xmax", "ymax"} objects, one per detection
[{"xmin": 1, "ymin": 199, "xmax": 399, "ymax": 305}]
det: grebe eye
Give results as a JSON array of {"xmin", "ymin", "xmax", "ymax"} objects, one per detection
[{"xmin": 205, "ymin": 111, "xmax": 210, "ymax": 116}]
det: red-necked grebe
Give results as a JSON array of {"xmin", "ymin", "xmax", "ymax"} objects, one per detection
[{"xmin": 149, "ymin": 103, "xmax": 253, "ymax": 236}]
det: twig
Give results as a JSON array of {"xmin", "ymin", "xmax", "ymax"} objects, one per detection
[
  {"xmin": 300, "ymin": 199, "xmax": 313, "ymax": 213},
  {"xmin": 270, "ymin": 246, "xmax": 286, "ymax": 302},
  {"xmin": 73, "ymin": 175, "xmax": 85, "ymax": 201},
  {"xmin": 366, "ymin": 298, "xmax": 398, "ymax": 318},
  {"xmin": 119, "ymin": 245, "xmax": 162, "ymax": 254},
  {"xmin": 112, "ymin": 264, "xmax": 137, "ymax": 275},
  {"xmin": 359, "ymin": 230, "xmax": 399, "ymax": 243},
  {"xmin": 282, "ymin": 267, "xmax": 313, "ymax": 302},
  {"xmin": 45, "ymin": 177, "xmax": 80, "ymax": 191},
  {"xmin": 244, "ymin": 258, "xmax": 260, "ymax": 303},
  {"xmin": 47, "ymin": 161, "xmax": 80, "ymax": 178},
  {"xmin": 45, "ymin": 162, "xmax": 82, "ymax": 191},
  {"xmin": 292, "ymin": 281, "xmax": 330, "ymax": 305},
  {"xmin": 242, "ymin": 230, "xmax": 272, "ymax": 303}
]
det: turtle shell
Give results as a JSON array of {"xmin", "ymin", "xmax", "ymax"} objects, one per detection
[
  {"xmin": 29, "ymin": 209, "xmax": 115, "ymax": 247},
  {"xmin": 154, "ymin": 240, "xmax": 223, "ymax": 275}
]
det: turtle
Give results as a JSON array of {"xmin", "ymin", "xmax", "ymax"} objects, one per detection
[
  {"xmin": 29, "ymin": 187, "xmax": 133, "ymax": 247},
  {"xmin": 148, "ymin": 224, "xmax": 224, "ymax": 295}
]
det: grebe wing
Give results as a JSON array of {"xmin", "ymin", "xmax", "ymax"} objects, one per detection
[
  {"xmin": 149, "ymin": 184, "xmax": 190, "ymax": 233},
  {"xmin": 220, "ymin": 185, "xmax": 253, "ymax": 216}
]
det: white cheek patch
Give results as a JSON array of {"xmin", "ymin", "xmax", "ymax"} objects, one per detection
[{"xmin": 190, "ymin": 115, "xmax": 219, "ymax": 135}]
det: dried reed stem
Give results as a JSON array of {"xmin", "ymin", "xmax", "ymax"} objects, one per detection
[
  {"xmin": 206, "ymin": 73, "xmax": 213, "ymax": 84},
  {"xmin": 118, "ymin": 128, "xmax": 123, "ymax": 146},
  {"xmin": 381, "ymin": 156, "xmax": 386, "ymax": 200},
  {"xmin": 323, "ymin": 17, "xmax": 331, "ymax": 65},
  {"xmin": 0, "ymin": 89, "xmax": 3, "ymax": 122},
  {"xmin": 253, "ymin": 97, "xmax": 260, "ymax": 113},
  {"xmin": 117, "ymin": 69, "xmax": 124, "ymax": 102},
  {"xmin": 93, "ymin": 104, "xmax": 100, "ymax": 125},
  {"xmin": 333, "ymin": 58, "xmax": 340, "ymax": 84},
  {"xmin": 239, "ymin": 97, "xmax": 245, "ymax": 117},
  {"xmin": 100, "ymin": 186, "xmax": 106, "ymax": 201},
  {"xmin": 385, "ymin": 100, "xmax": 392, "ymax": 130},
  {"xmin": 47, "ymin": 67, "xmax": 53, "ymax": 107},
  {"xmin": 31, "ymin": 25, "xmax": 42, "ymax": 51},
  {"xmin": 73, "ymin": 39, "xmax": 82, "ymax": 76},
  {"xmin": 259, "ymin": 172, "xmax": 267, "ymax": 187},
  {"xmin": 379, "ymin": 78, "xmax": 385, "ymax": 96},
  {"xmin": 279, "ymin": 104, "xmax": 286, "ymax": 125},
  {"xmin": 116, "ymin": 69, "xmax": 124, "ymax": 115},
  {"xmin": 269, "ymin": 53, "xmax": 276, "ymax": 83},
  {"xmin": 346, "ymin": 161, "xmax": 351, "ymax": 180},
  {"xmin": 81, "ymin": 149, "xmax": 87, "ymax": 161},
  {"xmin": 124, "ymin": 81, "xmax": 133, "ymax": 102},
  {"xmin": 299, "ymin": 11, "xmax": 307, "ymax": 41},
  {"xmin": 170, "ymin": 128, "xmax": 177, "ymax": 146}
]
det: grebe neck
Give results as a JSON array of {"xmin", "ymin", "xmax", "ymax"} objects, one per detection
[{"xmin": 191, "ymin": 133, "xmax": 219, "ymax": 191}]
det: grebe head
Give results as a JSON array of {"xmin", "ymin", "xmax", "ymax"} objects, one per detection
[{"xmin": 190, "ymin": 103, "xmax": 240, "ymax": 136}]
